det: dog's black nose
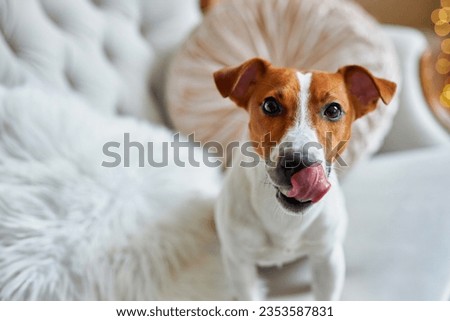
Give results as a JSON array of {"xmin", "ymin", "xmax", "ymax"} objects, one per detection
[{"xmin": 278, "ymin": 149, "xmax": 318, "ymax": 179}]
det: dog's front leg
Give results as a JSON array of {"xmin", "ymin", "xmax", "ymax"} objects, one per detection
[
  {"xmin": 221, "ymin": 252, "xmax": 264, "ymax": 301},
  {"xmin": 309, "ymin": 244, "xmax": 345, "ymax": 300}
]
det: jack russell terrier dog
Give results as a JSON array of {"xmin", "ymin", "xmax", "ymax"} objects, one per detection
[{"xmin": 213, "ymin": 58, "xmax": 396, "ymax": 300}]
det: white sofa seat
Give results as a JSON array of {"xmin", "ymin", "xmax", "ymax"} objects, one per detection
[{"xmin": 343, "ymin": 145, "xmax": 450, "ymax": 300}]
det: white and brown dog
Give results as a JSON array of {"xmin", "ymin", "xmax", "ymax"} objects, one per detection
[{"xmin": 213, "ymin": 58, "xmax": 396, "ymax": 300}]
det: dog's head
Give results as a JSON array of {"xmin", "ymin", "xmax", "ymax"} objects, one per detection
[{"xmin": 214, "ymin": 58, "xmax": 396, "ymax": 213}]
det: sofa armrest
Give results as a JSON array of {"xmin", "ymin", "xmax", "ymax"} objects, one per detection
[{"xmin": 379, "ymin": 26, "xmax": 449, "ymax": 153}]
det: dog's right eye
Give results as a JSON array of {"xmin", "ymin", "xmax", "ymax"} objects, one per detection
[{"xmin": 262, "ymin": 97, "xmax": 282, "ymax": 116}]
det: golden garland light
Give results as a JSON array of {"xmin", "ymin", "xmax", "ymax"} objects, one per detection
[{"xmin": 433, "ymin": 0, "xmax": 450, "ymax": 108}]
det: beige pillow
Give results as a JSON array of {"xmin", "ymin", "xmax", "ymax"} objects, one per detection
[{"xmin": 166, "ymin": 0, "xmax": 400, "ymax": 175}]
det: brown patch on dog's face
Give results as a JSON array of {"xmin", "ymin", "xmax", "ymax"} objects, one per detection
[
  {"xmin": 245, "ymin": 67, "xmax": 300, "ymax": 157},
  {"xmin": 214, "ymin": 58, "xmax": 300, "ymax": 158},
  {"xmin": 308, "ymin": 72, "xmax": 355, "ymax": 163},
  {"xmin": 308, "ymin": 67, "xmax": 396, "ymax": 163}
]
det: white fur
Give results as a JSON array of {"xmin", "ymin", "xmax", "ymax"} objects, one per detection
[
  {"xmin": 288, "ymin": 72, "xmax": 324, "ymax": 166},
  {"xmin": 297, "ymin": 72, "xmax": 312, "ymax": 129},
  {"xmin": 0, "ymin": 87, "xmax": 230, "ymax": 300},
  {"xmin": 215, "ymin": 75, "xmax": 347, "ymax": 300},
  {"xmin": 270, "ymin": 72, "xmax": 324, "ymax": 173}
]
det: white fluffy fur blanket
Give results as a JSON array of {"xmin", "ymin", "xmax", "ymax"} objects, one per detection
[{"xmin": 0, "ymin": 88, "xmax": 229, "ymax": 300}]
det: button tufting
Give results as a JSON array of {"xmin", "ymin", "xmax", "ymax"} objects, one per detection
[
  {"xmin": 0, "ymin": 30, "xmax": 20, "ymax": 56},
  {"xmin": 102, "ymin": 41, "xmax": 114, "ymax": 63},
  {"xmin": 139, "ymin": 23, "xmax": 148, "ymax": 38},
  {"xmin": 38, "ymin": 1, "xmax": 67, "ymax": 32},
  {"xmin": 6, "ymin": 39, "xmax": 19, "ymax": 56},
  {"xmin": 43, "ymin": 11, "xmax": 63, "ymax": 30},
  {"xmin": 64, "ymin": 69, "xmax": 77, "ymax": 90},
  {"xmin": 0, "ymin": 0, "xmax": 201, "ymax": 124},
  {"xmin": 90, "ymin": 0, "xmax": 102, "ymax": 8}
]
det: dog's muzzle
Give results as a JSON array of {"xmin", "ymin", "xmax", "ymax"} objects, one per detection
[{"xmin": 267, "ymin": 149, "xmax": 331, "ymax": 213}]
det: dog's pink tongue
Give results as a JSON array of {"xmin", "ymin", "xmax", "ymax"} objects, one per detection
[{"xmin": 287, "ymin": 165, "xmax": 331, "ymax": 203}]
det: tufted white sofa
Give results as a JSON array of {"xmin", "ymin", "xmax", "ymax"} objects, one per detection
[
  {"xmin": 0, "ymin": 0, "xmax": 449, "ymax": 300},
  {"xmin": 0, "ymin": 0, "xmax": 200, "ymax": 123}
]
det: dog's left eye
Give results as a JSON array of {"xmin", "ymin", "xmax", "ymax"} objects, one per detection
[
  {"xmin": 323, "ymin": 103, "xmax": 343, "ymax": 121},
  {"xmin": 262, "ymin": 97, "xmax": 282, "ymax": 116}
]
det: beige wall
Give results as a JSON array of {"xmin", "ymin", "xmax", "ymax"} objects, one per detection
[
  {"xmin": 354, "ymin": 0, "xmax": 439, "ymax": 30},
  {"xmin": 205, "ymin": 0, "xmax": 439, "ymax": 30}
]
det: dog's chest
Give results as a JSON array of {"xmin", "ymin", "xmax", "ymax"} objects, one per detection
[
  {"xmin": 246, "ymin": 178, "xmax": 324, "ymax": 266},
  {"xmin": 253, "ymin": 230, "xmax": 308, "ymax": 267}
]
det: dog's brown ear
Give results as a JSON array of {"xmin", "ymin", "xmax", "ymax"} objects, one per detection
[
  {"xmin": 339, "ymin": 65, "xmax": 397, "ymax": 119},
  {"xmin": 213, "ymin": 57, "xmax": 270, "ymax": 108}
]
